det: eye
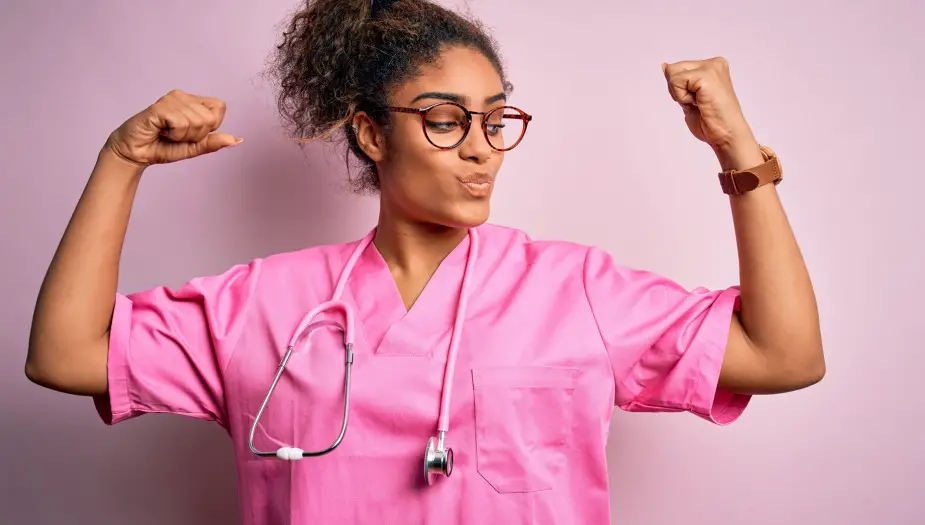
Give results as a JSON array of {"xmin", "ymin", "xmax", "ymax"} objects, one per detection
[
  {"xmin": 485, "ymin": 123, "xmax": 505, "ymax": 136},
  {"xmin": 425, "ymin": 119, "xmax": 461, "ymax": 133},
  {"xmin": 424, "ymin": 103, "xmax": 468, "ymax": 134}
]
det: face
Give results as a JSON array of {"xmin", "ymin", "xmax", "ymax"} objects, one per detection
[{"xmin": 356, "ymin": 46, "xmax": 513, "ymax": 229}]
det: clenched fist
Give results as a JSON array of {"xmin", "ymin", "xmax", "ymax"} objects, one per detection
[
  {"xmin": 106, "ymin": 89, "xmax": 242, "ymax": 168},
  {"xmin": 662, "ymin": 57, "xmax": 764, "ymax": 171},
  {"xmin": 661, "ymin": 57, "xmax": 755, "ymax": 152}
]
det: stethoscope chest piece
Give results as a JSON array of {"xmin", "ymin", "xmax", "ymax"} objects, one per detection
[{"xmin": 424, "ymin": 435, "xmax": 454, "ymax": 485}]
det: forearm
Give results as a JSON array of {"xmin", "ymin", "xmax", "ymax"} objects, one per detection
[
  {"xmin": 26, "ymin": 146, "xmax": 144, "ymax": 393},
  {"xmin": 718, "ymin": 142, "xmax": 825, "ymax": 379}
]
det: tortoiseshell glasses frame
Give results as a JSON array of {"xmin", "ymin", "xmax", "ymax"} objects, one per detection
[{"xmin": 386, "ymin": 102, "xmax": 533, "ymax": 152}]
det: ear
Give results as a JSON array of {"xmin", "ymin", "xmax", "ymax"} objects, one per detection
[{"xmin": 352, "ymin": 112, "xmax": 385, "ymax": 162}]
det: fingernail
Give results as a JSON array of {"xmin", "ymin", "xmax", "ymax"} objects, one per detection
[{"xmin": 230, "ymin": 138, "xmax": 243, "ymax": 146}]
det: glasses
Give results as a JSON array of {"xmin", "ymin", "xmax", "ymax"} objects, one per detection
[{"xmin": 386, "ymin": 102, "xmax": 532, "ymax": 152}]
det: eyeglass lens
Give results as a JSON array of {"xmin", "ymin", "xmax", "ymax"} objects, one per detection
[{"xmin": 424, "ymin": 103, "xmax": 526, "ymax": 150}]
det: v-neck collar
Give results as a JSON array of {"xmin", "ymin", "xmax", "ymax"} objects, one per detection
[{"xmin": 345, "ymin": 230, "xmax": 472, "ymax": 358}]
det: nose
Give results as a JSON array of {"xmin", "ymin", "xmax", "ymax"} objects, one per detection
[{"xmin": 458, "ymin": 118, "xmax": 493, "ymax": 164}]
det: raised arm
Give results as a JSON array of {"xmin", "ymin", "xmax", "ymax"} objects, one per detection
[
  {"xmin": 662, "ymin": 57, "xmax": 825, "ymax": 395},
  {"xmin": 26, "ymin": 89, "xmax": 241, "ymax": 396}
]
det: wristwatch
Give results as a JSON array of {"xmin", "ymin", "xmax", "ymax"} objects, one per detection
[{"xmin": 717, "ymin": 145, "xmax": 783, "ymax": 195}]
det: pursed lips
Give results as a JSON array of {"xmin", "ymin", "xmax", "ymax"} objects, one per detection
[
  {"xmin": 457, "ymin": 173, "xmax": 493, "ymax": 184},
  {"xmin": 457, "ymin": 173, "xmax": 494, "ymax": 196}
]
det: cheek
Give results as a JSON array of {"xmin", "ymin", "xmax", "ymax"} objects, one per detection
[
  {"xmin": 390, "ymin": 117, "xmax": 430, "ymax": 152},
  {"xmin": 388, "ymin": 122, "xmax": 429, "ymax": 170},
  {"xmin": 387, "ymin": 127, "xmax": 456, "ymax": 193}
]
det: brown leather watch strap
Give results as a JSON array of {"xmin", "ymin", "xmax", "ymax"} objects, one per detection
[{"xmin": 717, "ymin": 145, "xmax": 783, "ymax": 195}]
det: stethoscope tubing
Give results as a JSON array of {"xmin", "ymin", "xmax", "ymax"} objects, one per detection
[{"xmin": 247, "ymin": 228, "xmax": 478, "ymax": 476}]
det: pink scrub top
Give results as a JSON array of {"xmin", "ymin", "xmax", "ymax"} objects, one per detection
[{"xmin": 94, "ymin": 223, "xmax": 749, "ymax": 524}]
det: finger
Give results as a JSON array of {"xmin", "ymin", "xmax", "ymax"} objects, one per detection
[
  {"xmin": 150, "ymin": 98, "xmax": 191, "ymax": 143},
  {"xmin": 663, "ymin": 60, "xmax": 702, "ymax": 77},
  {"xmin": 167, "ymin": 89, "xmax": 201, "ymax": 106},
  {"xmin": 169, "ymin": 98, "xmax": 206, "ymax": 143},
  {"xmin": 163, "ymin": 93, "xmax": 213, "ymax": 143},
  {"xmin": 662, "ymin": 61, "xmax": 703, "ymax": 105},
  {"xmin": 664, "ymin": 68, "xmax": 699, "ymax": 105},
  {"xmin": 171, "ymin": 91, "xmax": 227, "ymax": 129},
  {"xmin": 185, "ymin": 132, "xmax": 242, "ymax": 157},
  {"xmin": 197, "ymin": 96, "xmax": 227, "ymax": 128},
  {"xmin": 185, "ymin": 101, "xmax": 218, "ymax": 142}
]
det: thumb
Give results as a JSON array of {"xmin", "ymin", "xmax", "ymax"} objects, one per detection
[
  {"xmin": 188, "ymin": 132, "xmax": 243, "ymax": 157},
  {"xmin": 666, "ymin": 71, "xmax": 697, "ymax": 105},
  {"xmin": 662, "ymin": 63, "xmax": 699, "ymax": 106}
]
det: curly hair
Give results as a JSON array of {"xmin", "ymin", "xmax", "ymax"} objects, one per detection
[{"xmin": 268, "ymin": 0, "xmax": 511, "ymax": 193}]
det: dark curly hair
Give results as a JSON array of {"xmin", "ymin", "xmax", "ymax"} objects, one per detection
[{"xmin": 268, "ymin": 0, "xmax": 511, "ymax": 193}]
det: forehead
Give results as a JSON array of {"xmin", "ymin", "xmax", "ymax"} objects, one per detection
[{"xmin": 391, "ymin": 45, "xmax": 506, "ymax": 107}]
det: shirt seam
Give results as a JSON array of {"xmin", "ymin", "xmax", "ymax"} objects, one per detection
[
  {"xmin": 580, "ymin": 247, "xmax": 619, "ymax": 406},
  {"xmin": 216, "ymin": 259, "xmax": 264, "ymax": 427}
]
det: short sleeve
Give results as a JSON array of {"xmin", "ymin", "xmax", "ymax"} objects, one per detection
[
  {"xmin": 93, "ymin": 260, "xmax": 262, "ymax": 428},
  {"xmin": 582, "ymin": 247, "xmax": 750, "ymax": 425}
]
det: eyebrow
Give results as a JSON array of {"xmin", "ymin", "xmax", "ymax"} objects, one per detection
[{"xmin": 410, "ymin": 91, "xmax": 507, "ymax": 106}]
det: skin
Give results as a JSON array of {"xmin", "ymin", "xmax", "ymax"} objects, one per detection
[
  {"xmin": 352, "ymin": 46, "xmax": 508, "ymax": 309},
  {"xmin": 662, "ymin": 57, "xmax": 825, "ymax": 394},
  {"xmin": 25, "ymin": 46, "xmax": 824, "ymax": 401}
]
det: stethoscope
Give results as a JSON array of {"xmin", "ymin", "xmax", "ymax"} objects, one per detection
[{"xmin": 248, "ymin": 227, "xmax": 479, "ymax": 486}]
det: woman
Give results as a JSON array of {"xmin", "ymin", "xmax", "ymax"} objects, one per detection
[{"xmin": 25, "ymin": 0, "xmax": 825, "ymax": 523}]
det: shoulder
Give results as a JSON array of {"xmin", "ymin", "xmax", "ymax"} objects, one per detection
[
  {"xmin": 259, "ymin": 237, "xmax": 361, "ymax": 272},
  {"xmin": 477, "ymin": 222, "xmax": 602, "ymax": 272},
  {"xmin": 177, "ymin": 236, "xmax": 365, "ymax": 299}
]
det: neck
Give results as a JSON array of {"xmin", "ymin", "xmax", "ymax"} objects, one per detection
[{"xmin": 373, "ymin": 210, "xmax": 468, "ymax": 276}]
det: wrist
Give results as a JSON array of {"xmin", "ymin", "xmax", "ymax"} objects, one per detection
[
  {"xmin": 713, "ymin": 135, "xmax": 764, "ymax": 172},
  {"xmin": 90, "ymin": 146, "xmax": 147, "ymax": 199},
  {"xmin": 96, "ymin": 143, "xmax": 147, "ymax": 179}
]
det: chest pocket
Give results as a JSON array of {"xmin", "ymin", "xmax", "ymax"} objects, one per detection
[{"xmin": 471, "ymin": 366, "xmax": 577, "ymax": 493}]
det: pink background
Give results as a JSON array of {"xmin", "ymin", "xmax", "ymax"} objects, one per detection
[{"xmin": 2, "ymin": 1, "xmax": 923, "ymax": 523}]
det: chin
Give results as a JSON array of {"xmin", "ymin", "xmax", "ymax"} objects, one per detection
[{"xmin": 439, "ymin": 200, "xmax": 491, "ymax": 229}]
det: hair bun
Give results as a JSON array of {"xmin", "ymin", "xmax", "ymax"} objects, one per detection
[
  {"xmin": 370, "ymin": 0, "xmax": 400, "ymax": 18},
  {"xmin": 270, "ymin": 0, "xmax": 509, "ymax": 193}
]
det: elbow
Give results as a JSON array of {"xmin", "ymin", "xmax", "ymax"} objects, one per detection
[
  {"xmin": 800, "ymin": 336, "xmax": 826, "ymax": 387},
  {"xmin": 26, "ymin": 325, "xmax": 58, "ymax": 389},
  {"xmin": 749, "ymin": 339, "xmax": 826, "ymax": 394},
  {"xmin": 800, "ymin": 353, "xmax": 826, "ymax": 388},
  {"xmin": 24, "ymin": 345, "xmax": 60, "ymax": 390},
  {"xmin": 25, "ymin": 337, "xmax": 44, "ymax": 385},
  {"xmin": 783, "ymin": 343, "xmax": 826, "ymax": 391},
  {"xmin": 24, "ymin": 359, "xmax": 37, "ymax": 383},
  {"xmin": 25, "ymin": 336, "xmax": 110, "ymax": 396},
  {"xmin": 25, "ymin": 355, "xmax": 51, "ymax": 389}
]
